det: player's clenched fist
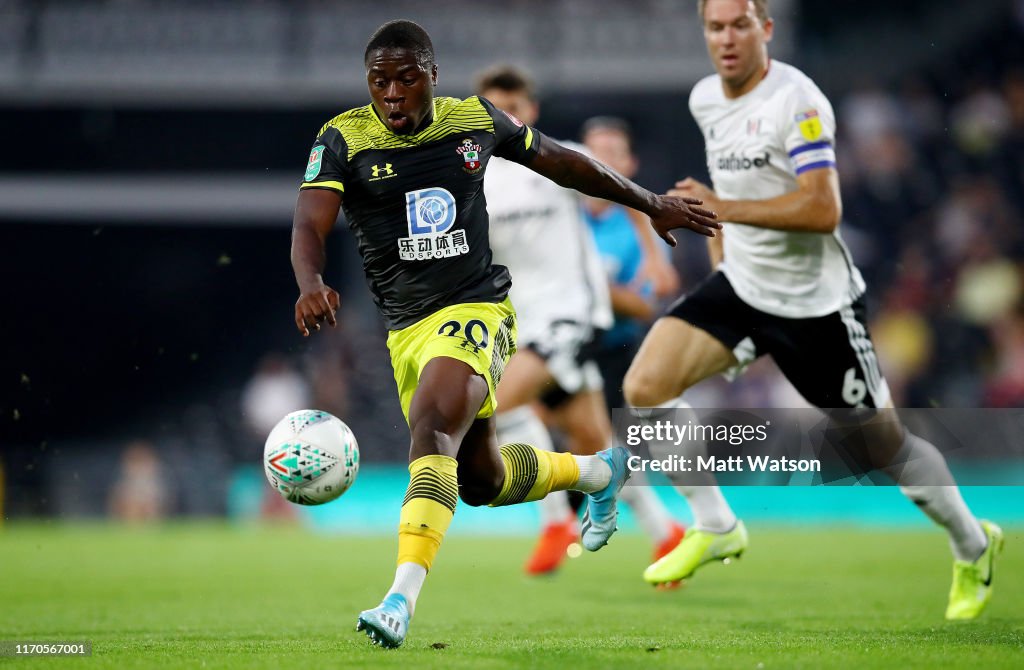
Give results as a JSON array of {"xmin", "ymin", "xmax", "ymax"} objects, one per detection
[
  {"xmin": 649, "ymin": 194, "xmax": 720, "ymax": 247},
  {"xmin": 295, "ymin": 283, "xmax": 340, "ymax": 336}
]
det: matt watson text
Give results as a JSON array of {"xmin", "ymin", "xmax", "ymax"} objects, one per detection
[{"xmin": 627, "ymin": 455, "xmax": 821, "ymax": 473}]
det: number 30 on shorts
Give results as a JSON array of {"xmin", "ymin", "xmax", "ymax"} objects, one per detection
[{"xmin": 438, "ymin": 319, "xmax": 489, "ymax": 348}]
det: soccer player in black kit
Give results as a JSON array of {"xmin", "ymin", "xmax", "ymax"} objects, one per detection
[{"xmin": 290, "ymin": 19, "xmax": 719, "ymax": 648}]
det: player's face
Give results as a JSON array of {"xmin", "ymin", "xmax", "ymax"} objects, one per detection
[
  {"xmin": 366, "ymin": 48, "xmax": 437, "ymax": 135},
  {"xmin": 584, "ymin": 129, "xmax": 637, "ymax": 178},
  {"xmin": 480, "ymin": 88, "xmax": 539, "ymax": 127},
  {"xmin": 702, "ymin": 0, "xmax": 773, "ymax": 95}
]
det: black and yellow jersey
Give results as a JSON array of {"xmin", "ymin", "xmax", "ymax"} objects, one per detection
[{"xmin": 300, "ymin": 96, "xmax": 540, "ymax": 330}]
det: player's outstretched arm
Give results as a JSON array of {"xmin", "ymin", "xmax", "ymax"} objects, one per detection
[
  {"xmin": 672, "ymin": 167, "xmax": 842, "ymax": 234},
  {"xmin": 526, "ymin": 137, "xmax": 720, "ymax": 246},
  {"xmin": 291, "ymin": 188, "xmax": 343, "ymax": 337}
]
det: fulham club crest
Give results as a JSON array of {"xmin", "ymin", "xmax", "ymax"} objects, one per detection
[{"xmin": 457, "ymin": 138, "xmax": 483, "ymax": 174}]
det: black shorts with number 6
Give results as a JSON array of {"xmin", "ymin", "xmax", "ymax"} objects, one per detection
[{"xmin": 666, "ymin": 272, "xmax": 891, "ymax": 409}]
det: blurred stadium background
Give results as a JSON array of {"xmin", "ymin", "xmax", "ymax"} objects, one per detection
[{"xmin": 1, "ymin": 0, "xmax": 1023, "ymax": 530}]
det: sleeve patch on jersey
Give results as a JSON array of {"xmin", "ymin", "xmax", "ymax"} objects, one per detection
[
  {"xmin": 502, "ymin": 110, "xmax": 524, "ymax": 128},
  {"xmin": 794, "ymin": 109, "xmax": 823, "ymax": 142},
  {"xmin": 305, "ymin": 146, "xmax": 324, "ymax": 181},
  {"xmin": 300, "ymin": 180, "xmax": 344, "ymax": 193}
]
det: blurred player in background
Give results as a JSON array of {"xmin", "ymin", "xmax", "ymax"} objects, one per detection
[
  {"xmin": 579, "ymin": 116, "xmax": 669, "ymax": 413},
  {"xmin": 626, "ymin": 0, "xmax": 1002, "ymax": 620},
  {"xmin": 477, "ymin": 66, "xmax": 685, "ymax": 576},
  {"xmin": 108, "ymin": 440, "xmax": 169, "ymax": 523},
  {"xmin": 290, "ymin": 20, "xmax": 719, "ymax": 647}
]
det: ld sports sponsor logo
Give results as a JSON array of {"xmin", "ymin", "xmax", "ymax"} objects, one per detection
[{"xmin": 397, "ymin": 187, "xmax": 470, "ymax": 261}]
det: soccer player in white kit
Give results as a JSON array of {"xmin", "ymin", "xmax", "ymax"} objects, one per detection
[
  {"xmin": 477, "ymin": 66, "xmax": 686, "ymax": 575},
  {"xmin": 625, "ymin": 0, "xmax": 1003, "ymax": 619}
]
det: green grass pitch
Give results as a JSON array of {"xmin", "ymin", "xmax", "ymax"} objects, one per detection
[{"xmin": 1, "ymin": 523, "xmax": 1022, "ymax": 669}]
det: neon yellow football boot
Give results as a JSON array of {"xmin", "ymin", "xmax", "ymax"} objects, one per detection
[
  {"xmin": 945, "ymin": 520, "xmax": 1004, "ymax": 621},
  {"xmin": 643, "ymin": 521, "xmax": 748, "ymax": 585}
]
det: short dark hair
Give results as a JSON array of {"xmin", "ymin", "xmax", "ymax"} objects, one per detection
[
  {"xmin": 580, "ymin": 116, "xmax": 634, "ymax": 151},
  {"xmin": 364, "ymin": 20, "xmax": 435, "ymax": 69},
  {"xmin": 474, "ymin": 64, "xmax": 535, "ymax": 99},
  {"xmin": 698, "ymin": 0, "xmax": 770, "ymax": 25}
]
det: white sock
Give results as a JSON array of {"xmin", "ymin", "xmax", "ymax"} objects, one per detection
[
  {"xmin": 574, "ymin": 455, "xmax": 611, "ymax": 493},
  {"xmin": 676, "ymin": 484, "xmax": 737, "ymax": 533},
  {"xmin": 385, "ymin": 562, "xmax": 427, "ymax": 616},
  {"xmin": 884, "ymin": 431, "xmax": 987, "ymax": 561},
  {"xmin": 496, "ymin": 406, "xmax": 574, "ymax": 525},
  {"xmin": 619, "ymin": 469, "xmax": 674, "ymax": 543},
  {"xmin": 637, "ymin": 397, "xmax": 738, "ymax": 534},
  {"xmin": 540, "ymin": 490, "xmax": 573, "ymax": 525}
]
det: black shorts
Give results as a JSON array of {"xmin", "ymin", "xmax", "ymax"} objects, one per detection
[
  {"xmin": 591, "ymin": 337, "xmax": 641, "ymax": 411},
  {"xmin": 666, "ymin": 272, "xmax": 890, "ymax": 409},
  {"xmin": 537, "ymin": 325, "xmax": 605, "ymax": 410}
]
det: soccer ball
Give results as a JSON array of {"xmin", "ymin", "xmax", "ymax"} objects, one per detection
[{"xmin": 263, "ymin": 409, "xmax": 359, "ymax": 505}]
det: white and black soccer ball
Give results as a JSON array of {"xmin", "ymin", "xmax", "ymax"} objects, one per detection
[{"xmin": 263, "ymin": 410, "xmax": 359, "ymax": 505}]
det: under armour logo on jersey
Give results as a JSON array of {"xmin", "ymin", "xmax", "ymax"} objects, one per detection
[
  {"xmin": 458, "ymin": 338, "xmax": 481, "ymax": 354},
  {"xmin": 371, "ymin": 163, "xmax": 394, "ymax": 178}
]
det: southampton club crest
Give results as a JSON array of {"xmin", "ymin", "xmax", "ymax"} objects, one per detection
[{"xmin": 457, "ymin": 138, "xmax": 483, "ymax": 174}]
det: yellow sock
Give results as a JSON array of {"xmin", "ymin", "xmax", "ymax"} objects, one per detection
[
  {"xmin": 397, "ymin": 454, "xmax": 458, "ymax": 570},
  {"xmin": 488, "ymin": 443, "xmax": 580, "ymax": 507}
]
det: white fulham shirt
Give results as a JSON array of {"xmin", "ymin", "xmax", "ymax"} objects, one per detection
[
  {"xmin": 485, "ymin": 142, "xmax": 613, "ymax": 341},
  {"xmin": 690, "ymin": 59, "xmax": 865, "ymax": 318}
]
